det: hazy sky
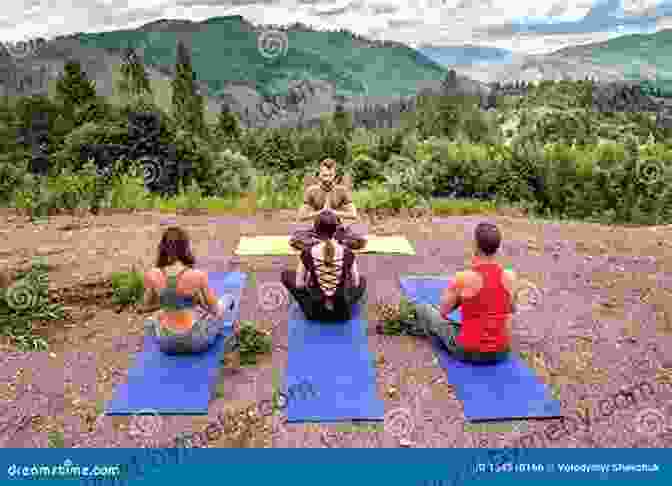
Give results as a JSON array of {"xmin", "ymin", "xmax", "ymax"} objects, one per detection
[{"xmin": 2, "ymin": 0, "xmax": 672, "ymax": 54}]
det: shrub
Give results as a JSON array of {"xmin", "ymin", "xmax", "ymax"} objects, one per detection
[
  {"xmin": 111, "ymin": 269, "xmax": 145, "ymax": 306},
  {"xmin": 238, "ymin": 320, "xmax": 272, "ymax": 365},
  {"xmin": 0, "ymin": 258, "xmax": 64, "ymax": 351}
]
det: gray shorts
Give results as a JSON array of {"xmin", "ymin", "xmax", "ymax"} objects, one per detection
[{"xmin": 145, "ymin": 315, "xmax": 237, "ymax": 354}]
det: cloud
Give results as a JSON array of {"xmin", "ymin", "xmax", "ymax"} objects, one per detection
[{"xmin": 0, "ymin": 0, "xmax": 670, "ymax": 55}]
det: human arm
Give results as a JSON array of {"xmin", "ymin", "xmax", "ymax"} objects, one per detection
[
  {"xmin": 297, "ymin": 186, "xmax": 323, "ymax": 222},
  {"xmin": 297, "ymin": 203, "xmax": 323, "ymax": 222},
  {"xmin": 296, "ymin": 259, "xmax": 306, "ymax": 288},
  {"xmin": 195, "ymin": 272, "xmax": 226, "ymax": 318},
  {"xmin": 329, "ymin": 187, "xmax": 358, "ymax": 222},
  {"xmin": 331, "ymin": 202, "xmax": 358, "ymax": 222},
  {"xmin": 504, "ymin": 268, "xmax": 517, "ymax": 314},
  {"xmin": 350, "ymin": 260, "xmax": 360, "ymax": 287},
  {"xmin": 140, "ymin": 271, "xmax": 161, "ymax": 312},
  {"xmin": 438, "ymin": 273, "xmax": 465, "ymax": 320}
]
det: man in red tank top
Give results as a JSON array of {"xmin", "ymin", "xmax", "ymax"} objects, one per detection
[{"xmin": 415, "ymin": 222, "xmax": 516, "ymax": 363}]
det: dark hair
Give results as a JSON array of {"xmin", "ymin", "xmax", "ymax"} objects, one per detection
[
  {"xmin": 314, "ymin": 210, "xmax": 339, "ymax": 239},
  {"xmin": 156, "ymin": 226, "xmax": 196, "ymax": 268},
  {"xmin": 320, "ymin": 158, "xmax": 336, "ymax": 169},
  {"xmin": 474, "ymin": 222, "xmax": 501, "ymax": 256}
]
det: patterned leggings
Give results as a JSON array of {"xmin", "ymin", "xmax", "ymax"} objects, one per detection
[{"xmin": 144, "ymin": 315, "xmax": 237, "ymax": 355}]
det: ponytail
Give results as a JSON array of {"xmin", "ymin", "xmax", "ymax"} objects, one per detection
[{"xmin": 323, "ymin": 238, "xmax": 335, "ymax": 267}]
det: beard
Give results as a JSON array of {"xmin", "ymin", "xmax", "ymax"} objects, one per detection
[{"xmin": 320, "ymin": 178, "xmax": 335, "ymax": 192}]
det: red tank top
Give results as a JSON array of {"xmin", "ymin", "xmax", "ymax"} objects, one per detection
[{"xmin": 457, "ymin": 263, "xmax": 512, "ymax": 352}]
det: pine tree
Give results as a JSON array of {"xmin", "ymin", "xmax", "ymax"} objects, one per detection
[
  {"xmin": 332, "ymin": 101, "xmax": 352, "ymax": 137},
  {"xmin": 55, "ymin": 60, "xmax": 96, "ymax": 113},
  {"xmin": 216, "ymin": 103, "xmax": 241, "ymax": 142},
  {"xmin": 118, "ymin": 47, "xmax": 153, "ymax": 105},
  {"xmin": 171, "ymin": 41, "xmax": 205, "ymax": 135}
]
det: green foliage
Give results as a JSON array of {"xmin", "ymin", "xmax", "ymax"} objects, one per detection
[
  {"xmin": 376, "ymin": 298, "xmax": 428, "ymax": 337},
  {"xmin": 111, "ymin": 268, "xmax": 145, "ymax": 306},
  {"xmin": 47, "ymin": 429, "xmax": 66, "ymax": 448},
  {"xmin": 0, "ymin": 154, "xmax": 29, "ymax": 205},
  {"xmin": 118, "ymin": 47, "xmax": 153, "ymax": 104},
  {"xmin": 55, "ymin": 60, "xmax": 97, "ymax": 114},
  {"xmin": 171, "ymin": 41, "xmax": 206, "ymax": 136},
  {"xmin": 237, "ymin": 320, "xmax": 272, "ymax": 366},
  {"xmin": 215, "ymin": 105, "xmax": 242, "ymax": 144},
  {"xmin": 0, "ymin": 258, "xmax": 64, "ymax": 351},
  {"xmin": 106, "ymin": 161, "xmax": 155, "ymax": 210},
  {"xmin": 255, "ymin": 128, "xmax": 299, "ymax": 173},
  {"xmin": 74, "ymin": 20, "xmax": 447, "ymax": 100}
]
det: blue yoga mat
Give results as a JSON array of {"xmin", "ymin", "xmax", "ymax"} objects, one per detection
[
  {"xmin": 285, "ymin": 301, "xmax": 385, "ymax": 423},
  {"xmin": 399, "ymin": 276, "xmax": 561, "ymax": 422},
  {"xmin": 106, "ymin": 272, "xmax": 247, "ymax": 415}
]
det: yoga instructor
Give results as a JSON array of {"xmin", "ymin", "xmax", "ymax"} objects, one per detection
[{"xmin": 289, "ymin": 158, "xmax": 367, "ymax": 252}]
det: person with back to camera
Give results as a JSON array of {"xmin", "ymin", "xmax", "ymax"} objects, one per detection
[
  {"xmin": 414, "ymin": 222, "xmax": 517, "ymax": 363},
  {"xmin": 282, "ymin": 210, "xmax": 367, "ymax": 322},
  {"xmin": 142, "ymin": 226, "xmax": 239, "ymax": 354}
]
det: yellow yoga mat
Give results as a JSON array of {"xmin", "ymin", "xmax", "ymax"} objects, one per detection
[{"xmin": 235, "ymin": 235, "xmax": 416, "ymax": 255}]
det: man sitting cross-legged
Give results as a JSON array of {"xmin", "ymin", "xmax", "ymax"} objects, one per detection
[
  {"xmin": 282, "ymin": 210, "xmax": 367, "ymax": 322},
  {"xmin": 414, "ymin": 222, "xmax": 517, "ymax": 363},
  {"xmin": 289, "ymin": 158, "xmax": 367, "ymax": 252}
]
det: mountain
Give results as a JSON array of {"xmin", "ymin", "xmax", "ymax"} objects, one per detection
[
  {"xmin": 547, "ymin": 29, "xmax": 672, "ymax": 89},
  {"xmin": 416, "ymin": 30, "xmax": 672, "ymax": 89},
  {"xmin": 72, "ymin": 15, "xmax": 448, "ymax": 100},
  {"xmin": 0, "ymin": 15, "xmax": 452, "ymax": 127},
  {"xmin": 3, "ymin": 16, "xmax": 671, "ymax": 130},
  {"xmin": 417, "ymin": 45, "xmax": 513, "ymax": 67}
]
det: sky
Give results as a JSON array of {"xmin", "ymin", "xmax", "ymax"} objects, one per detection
[{"xmin": 2, "ymin": 0, "xmax": 672, "ymax": 55}]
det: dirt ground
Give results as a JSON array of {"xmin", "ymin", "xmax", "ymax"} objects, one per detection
[{"xmin": 1, "ymin": 207, "xmax": 672, "ymax": 449}]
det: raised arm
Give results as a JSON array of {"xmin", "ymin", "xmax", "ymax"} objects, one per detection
[
  {"xmin": 504, "ymin": 268, "xmax": 517, "ymax": 314},
  {"xmin": 438, "ymin": 272, "xmax": 464, "ymax": 319},
  {"xmin": 330, "ymin": 187, "xmax": 358, "ymax": 222},
  {"xmin": 141, "ymin": 270, "xmax": 161, "ymax": 312},
  {"xmin": 195, "ymin": 271, "xmax": 224, "ymax": 316},
  {"xmin": 297, "ymin": 186, "xmax": 322, "ymax": 222}
]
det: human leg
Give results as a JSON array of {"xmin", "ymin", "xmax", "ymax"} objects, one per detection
[
  {"xmin": 414, "ymin": 303, "xmax": 462, "ymax": 353},
  {"xmin": 414, "ymin": 304, "xmax": 510, "ymax": 363},
  {"xmin": 289, "ymin": 229, "xmax": 320, "ymax": 252},
  {"xmin": 334, "ymin": 224, "xmax": 367, "ymax": 251},
  {"xmin": 281, "ymin": 270, "xmax": 322, "ymax": 320}
]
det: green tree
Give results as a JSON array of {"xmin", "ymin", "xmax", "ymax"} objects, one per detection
[
  {"xmin": 171, "ymin": 41, "xmax": 206, "ymax": 136},
  {"xmin": 216, "ymin": 103, "xmax": 241, "ymax": 143},
  {"xmin": 55, "ymin": 60, "xmax": 97, "ymax": 115},
  {"xmin": 118, "ymin": 47, "xmax": 153, "ymax": 105},
  {"xmin": 332, "ymin": 101, "xmax": 352, "ymax": 137}
]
